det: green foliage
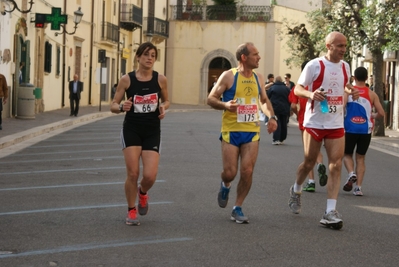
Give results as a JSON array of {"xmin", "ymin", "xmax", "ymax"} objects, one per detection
[
  {"xmin": 278, "ymin": 22, "xmax": 320, "ymax": 68},
  {"xmin": 378, "ymin": 0, "xmax": 399, "ymax": 51},
  {"xmin": 211, "ymin": 0, "xmax": 237, "ymax": 5},
  {"xmin": 318, "ymin": 0, "xmax": 399, "ymax": 57},
  {"xmin": 274, "ymin": 0, "xmax": 399, "ymax": 135},
  {"xmin": 281, "ymin": 0, "xmax": 399, "ymax": 67},
  {"xmin": 208, "ymin": 1, "xmax": 237, "ymax": 20},
  {"xmin": 281, "ymin": 0, "xmax": 399, "ymax": 135}
]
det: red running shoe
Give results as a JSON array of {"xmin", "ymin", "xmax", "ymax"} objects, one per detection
[
  {"xmin": 137, "ymin": 186, "xmax": 149, "ymax": 215},
  {"xmin": 126, "ymin": 209, "xmax": 140, "ymax": 226}
]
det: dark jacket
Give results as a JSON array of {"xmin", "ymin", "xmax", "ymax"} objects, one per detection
[
  {"xmin": 68, "ymin": 80, "xmax": 83, "ymax": 99},
  {"xmin": 267, "ymin": 81, "xmax": 291, "ymax": 116},
  {"xmin": 0, "ymin": 74, "xmax": 8, "ymax": 99}
]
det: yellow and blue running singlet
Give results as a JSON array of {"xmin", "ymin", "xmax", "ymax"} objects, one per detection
[{"xmin": 219, "ymin": 68, "xmax": 262, "ymax": 146}]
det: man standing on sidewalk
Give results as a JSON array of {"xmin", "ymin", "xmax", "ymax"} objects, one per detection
[
  {"xmin": 207, "ymin": 42, "xmax": 277, "ymax": 224},
  {"xmin": 288, "ymin": 32, "xmax": 359, "ymax": 230},
  {"xmin": 0, "ymin": 73, "xmax": 8, "ymax": 130},
  {"xmin": 69, "ymin": 74, "xmax": 83, "ymax": 117}
]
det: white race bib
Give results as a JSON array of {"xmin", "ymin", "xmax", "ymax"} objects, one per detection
[
  {"xmin": 326, "ymin": 95, "xmax": 343, "ymax": 114},
  {"xmin": 237, "ymin": 104, "xmax": 258, "ymax": 122},
  {"xmin": 133, "ymin": 93, "xmax": 158, "ymax": 113}
]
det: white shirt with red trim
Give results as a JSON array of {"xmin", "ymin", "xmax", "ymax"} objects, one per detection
[{"xmin": 297, "ymin": 57, "xmax": 350, "ymax": 129}]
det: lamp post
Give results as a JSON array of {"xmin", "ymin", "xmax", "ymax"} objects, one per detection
[
  {"xmin": 55, "ymin": 7, "xmax": 84, "ymax": 36},
  {"xmin": 1, "ymin": 0, "xmax": 34, "ymax": 13}
]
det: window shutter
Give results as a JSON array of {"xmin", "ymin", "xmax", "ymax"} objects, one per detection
[
  {"xmin": 45, "ymin": 42, "xmax": 52, "ymax": 73},
  {"xmin": 25, "ymin": 40, "xmax": 31, "ymax": 83}
]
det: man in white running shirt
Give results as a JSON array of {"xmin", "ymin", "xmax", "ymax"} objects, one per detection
[{"xmin": 288, "ymin": 31, "xmax": 359, "ymax": 230}]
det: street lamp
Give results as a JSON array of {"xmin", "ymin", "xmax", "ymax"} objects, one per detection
[
  {"xmin": 1, "ymin": 0, "xmax": 34, "ymax": 14},
  {"xmin": 55, "ymin": 7, "xmax": 84, "ymax": 36}
]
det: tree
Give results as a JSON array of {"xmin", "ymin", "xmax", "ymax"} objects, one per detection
[{"xmin": 282, "ymin": 0, "xmax": 399, "ymax": 136}]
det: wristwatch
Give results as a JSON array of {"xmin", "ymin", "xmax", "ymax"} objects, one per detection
[
  {"xmin": 269, "ymin": 115, "xmax": 278, "ymax": 121},
  {"xmin": 119, "ymin": 103, "xmax": 124, "ymax": 112}
]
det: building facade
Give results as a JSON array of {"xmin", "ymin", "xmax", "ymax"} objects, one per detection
[
  {"xmin": 0, "ymin": 0, "xmax": 164, "ymax": 116},
  {"xmin": 166, "ymin": 0, "xmax": 314, "ymax": 105},
  {"xmin": 1, "ymin": 0, "xmax": 397, "ymax": 130}
]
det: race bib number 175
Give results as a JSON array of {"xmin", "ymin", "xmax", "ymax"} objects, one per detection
[{"xmin": 237, "ymin": 104, "xmax": 258, "ymax": 122}]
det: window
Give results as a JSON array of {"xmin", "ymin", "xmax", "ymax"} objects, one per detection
[
  {"xmin": 56, "ymin": 46, "xmax": 61, "ymax": 76},
  {"xmin": 44, "ymin": 41, "xmax": 52, "ymax": 73}
]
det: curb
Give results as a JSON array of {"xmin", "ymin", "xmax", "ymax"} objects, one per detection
[
  {"xmin": 370, "ymin": 138, "xmax": 399, "ymax": 154},
  {"xmin": 0, "ymin": 112, "xmax": 113, "ymax": 150}
]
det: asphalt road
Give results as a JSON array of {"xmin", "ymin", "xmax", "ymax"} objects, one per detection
[{"xmin": 0, "ymin": 110, "xmax": 398, "ymax": 267}]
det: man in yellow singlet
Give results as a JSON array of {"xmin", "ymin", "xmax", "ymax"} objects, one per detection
[{"xmin": 207, "ymin": 42, "xmax": 277, "ymax": 223}]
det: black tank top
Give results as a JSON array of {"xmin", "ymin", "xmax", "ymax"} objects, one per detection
[{"xmin": 124, "ymin": 70, "xmax": 161, "ymax": 127}]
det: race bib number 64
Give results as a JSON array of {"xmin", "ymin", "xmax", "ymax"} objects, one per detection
[
  {"xmin": 237, "ymin": 104, "xmax": 258, "ymax": 122},
  {"xmin": 133, "ymin": 93, "xmax": 158, "ymax": 113}
]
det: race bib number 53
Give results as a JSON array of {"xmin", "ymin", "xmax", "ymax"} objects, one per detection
[
  {"xmin": 237, "ymin": 104, "xmax": 258, "ymax": 122},
  {"xmin": 327, "ymin": 95, "xmax": 343, "ymax": 114},
  {"xmin": 133, "ymin": 93, "xmax": 158, "ymax": 113}
]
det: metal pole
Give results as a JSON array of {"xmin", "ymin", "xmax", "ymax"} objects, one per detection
[{"xmin": 99, "ymin": 64, "xmax": 102, "ymax": 111}]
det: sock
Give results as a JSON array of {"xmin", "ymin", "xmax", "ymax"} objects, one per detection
[
  {"xmin": 128, "ymin": 207, "xmax": 136, "ymax": 211},
  {"xmin": 308, "ymin": 179, "xmax": 315, "ymax": 184},
  {"xmin": 326, "ymin": 199, "xmax": 337, "ymax": 213},
  {"xmin": 294, "ymin": 182, "xmax": 302, "ymax": 193},
  {"xmin": 349, "ymin": 171, "xmax": 356, "ymax": 177},
  {"xmin": 222, "ymin": 182, "xmax": 231, "ymax": 188},
  {"xmin": 139, "ymin": 188, "xmax": 147, "ymax": 195}
]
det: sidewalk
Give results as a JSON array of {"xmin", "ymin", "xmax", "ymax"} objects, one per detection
[
  {"xmin": 1, "ymin": 104, "xmax": 399, "ymax": 155},
  {"xmin": 0, "ymin": 104, "xmax": 212, "ymax": 150}
]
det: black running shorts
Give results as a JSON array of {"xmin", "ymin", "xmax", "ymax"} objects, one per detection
[{"xmin": 120, "ymin": 125, "xmax": 161, "ymax": 153}]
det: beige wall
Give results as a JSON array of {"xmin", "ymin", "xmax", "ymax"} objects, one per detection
[{"xmin": 166, "ymin": 6, "xmax": 308, "ymax": 105}]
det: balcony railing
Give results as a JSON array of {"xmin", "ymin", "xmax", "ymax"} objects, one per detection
[
  {"xmin": 143, "ymin": 16, "xmax": 169, "ymax": 39},
  {"xmin": 101, "ymin": 22, "xmax": 119, "ymax": 43},
  {"xmin": 171, "ymin": 5, "xmax": 272, "ymax": 22},
  {"xmin": 120, "ymin": 4, "xmax": 143, "ymax": 31}
]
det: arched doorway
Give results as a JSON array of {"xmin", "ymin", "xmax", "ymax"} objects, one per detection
[
  {"xmin": 200, "ymin": 49, "xmax": 236, "ymax": 104},
  {"xmin": 208, "ymin": 57, "xmax": 231, "ymax": 94}
]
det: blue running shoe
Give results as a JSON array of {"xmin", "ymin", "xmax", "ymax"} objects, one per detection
[
  {"xmin": 218, "ymin": 182, "xmax": 230, "ymax": 208},
  {"xmin": 230, "ymin": 206, "xmax": 249, "ymax": 224}
]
